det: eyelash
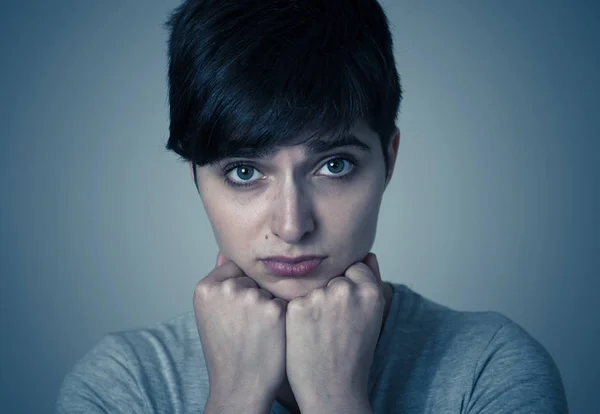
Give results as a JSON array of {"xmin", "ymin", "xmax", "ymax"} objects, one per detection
[{"xmin": 221, "ymin": 156, "xmax": 359, "ymax": 189}]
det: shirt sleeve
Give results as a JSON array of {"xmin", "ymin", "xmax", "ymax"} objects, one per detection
[
  {"xmin": 466, "ymin": 320, "xmax": 569, "ymax": 414},
  {"xmin": 55, "ymin": 334, "xmax": 149, "ymax": 413}
]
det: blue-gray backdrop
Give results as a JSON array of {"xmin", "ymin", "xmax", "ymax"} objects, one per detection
[{"xmin": 1, "ymin": 1, "xmax": 598, "ymax": 412}]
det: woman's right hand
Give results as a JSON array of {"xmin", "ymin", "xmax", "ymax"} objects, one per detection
[{"xmin": 194, "ymin": 252, "xmax": 288, "ymax": 413}]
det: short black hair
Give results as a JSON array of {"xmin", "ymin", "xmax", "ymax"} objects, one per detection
[{"xmin": 164, "ymin": 0, "xmax": 402, "ymax": 183}]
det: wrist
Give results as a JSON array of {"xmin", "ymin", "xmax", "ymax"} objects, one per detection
[
  {"xmin": 205, "ymin": 394, "xmax": 272, "ymax": 414},
  {"xmin": 298, "ymin": 394, "xmax": 371, "ymax": 414}
]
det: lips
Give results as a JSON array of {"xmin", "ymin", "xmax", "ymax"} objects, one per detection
[{"xmin": 261, "ymin": 256, "xmax": 325, "ymax": 277}]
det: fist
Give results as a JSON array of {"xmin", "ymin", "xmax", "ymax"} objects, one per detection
[
  {"xmin": 193, "ymin": 252, "xmax": 288, "ymax": 410},
  {"xmin": 285, "ymin": 253, "xmax": 384, "ymax": 409}
]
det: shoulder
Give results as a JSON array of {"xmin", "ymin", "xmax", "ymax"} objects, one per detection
[
  {"xmin": 56, "ymin": 331, "xmax": 150, "ymax": 413},
  {"xmin": 462, "ymin": 314, "xmax": 568, "ymax": 413},
  {"xmin": 82, "ymin": 311, "xmax": 201, "ymax": 371},
  {"xmin": 392, "ymin": 283, "xmax": 540, "ymax": 349},
  {"xmin": 390, "ymin": 283, "xmax": 511, "ymax": 346},
  {"xmin": 390, "ymin": 284, "xmax": 569, "ymax": 413},
  {"xmin": 56, "ymin": 311, "xmax": 204, "ymax": 413}
]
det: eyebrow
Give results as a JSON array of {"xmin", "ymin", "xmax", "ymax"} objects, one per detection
[{"xmin": 226, "ymin": 134, "xmax": 371, "ymax": 160}]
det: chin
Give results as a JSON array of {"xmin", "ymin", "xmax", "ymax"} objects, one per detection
[{"xmin": 262, "ymin": 275, "xmax": 333, "ymax": 302}]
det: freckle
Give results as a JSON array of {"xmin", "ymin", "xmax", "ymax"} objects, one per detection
[{"xmin": 265, "ymin": 234, "xmax": 269, "ymax": 239}]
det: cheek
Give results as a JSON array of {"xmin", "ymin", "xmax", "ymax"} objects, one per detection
[
  {"xmin": 201, "ymin": 192, "xmax": 264, "ymax": 256},
  {"xmin": 321, "ymin": 185, "xmax": 383, "ymax": 246},
  {"xmin": 349, "ymin": 196, "xmax": 382, "ymax": 239}
]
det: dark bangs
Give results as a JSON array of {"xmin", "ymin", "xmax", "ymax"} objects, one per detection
[{"xmin": 164, "ymin": 0, "xmax": 402, "ymax": 168}]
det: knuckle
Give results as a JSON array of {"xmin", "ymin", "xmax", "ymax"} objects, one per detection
[
  {"xmin": 220, "ymin": 277, "xmax": 238, "ymax": 294},
  {"xmin": 287, "ymin": 298, "xmax": 304, "ymax": 314},
  {"xmin": 240, "ymin": 286, "xmax": 269, "ymax": 304},
  {"xmin": 359, "ymin": 284, "xmax": 383, "ymax": 303},
  {"xmin": 347, "ymin": 262, "xmax": 369, "ymax": 275},
  {"xmin": 360, "ymin": 283, "xmax": 380, "ymax": 295},
  {"xmin": 193, "ymin": 282, "xmax": 210, "ymax": 301},
  {"xmin": 330, "ymin": 280, "xmax": 352, "ymax": 295},
  {"xmin": 193, "ymin": 285, "xmax": 216, "ymax": 311},
  {"xmin": 310, "ymin": 288, "xmax": 325, "ymax": 300},
  {"xmin": 264, "ymin": 300, "xmax": 286, "ymax": 318},
  {"xmin": 242, "ymin": 287, "xmax": 261, "ymax": 302}
]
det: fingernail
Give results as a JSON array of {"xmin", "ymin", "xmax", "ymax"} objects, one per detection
[{"xmin": 216, "ymin": 252, "xmax": 226, "ymax": 267}]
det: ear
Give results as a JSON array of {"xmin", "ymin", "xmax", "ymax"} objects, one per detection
[{"xmin": 385, "ymin": 129, "xmax": 400, "ymax": 188}]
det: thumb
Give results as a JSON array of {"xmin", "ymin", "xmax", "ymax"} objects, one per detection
[{"xmin": 363, "ymin": 253, "xmax": 382, "ymax": 285}]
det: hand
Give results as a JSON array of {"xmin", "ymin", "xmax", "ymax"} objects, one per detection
[
  {"xmin": 194, "ymin": 252, "xmax": 288, "ymax": 412},
  {"xmin": 285, "ymin": 253, "xmax": 384, "ymax": 411}
]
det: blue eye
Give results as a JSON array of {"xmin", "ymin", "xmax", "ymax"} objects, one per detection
[
  {"xmin": 224, "ymin": 164, "xmax": 264, "ymax": 187},
  {"xmin": 221, "ymin": 156, "xmax": 358, "ymax": 189},
  {"xmin": 318, "ymin": 157, "xmax": 354, "ymax": 177}
]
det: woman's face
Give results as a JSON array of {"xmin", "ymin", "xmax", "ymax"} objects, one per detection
[{"xmin": 192, "ymin": 120, "xmax": 399, "ymax": 301}]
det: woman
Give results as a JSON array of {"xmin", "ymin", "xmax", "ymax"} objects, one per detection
[{"xmin": 56, "ymin": 0, "xmax": 568, "ymax": 413}]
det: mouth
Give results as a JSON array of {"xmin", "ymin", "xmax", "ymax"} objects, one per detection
[{"xmin": 261, "ymin": 255, "xmax": 326, "ymax": 277}]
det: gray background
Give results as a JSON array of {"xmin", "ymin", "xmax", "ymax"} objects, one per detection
[{"xmin": 1, "ymin": 1, "xmax": 598, "ymax": 412}]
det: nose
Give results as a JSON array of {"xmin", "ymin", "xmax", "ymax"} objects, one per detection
[{"xmin": 270, "ymin": 179, "xmax": 315, "ymax": 244}]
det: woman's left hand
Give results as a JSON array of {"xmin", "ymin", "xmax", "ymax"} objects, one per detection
[{"xmin": 285, "ymin": 253, "xmax": 384, "ymax": 412}]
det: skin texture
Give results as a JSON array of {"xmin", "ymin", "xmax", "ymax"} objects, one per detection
[
  {"xmin": 191, "ymin": 119, "xmax": 400, "ymax": 412},
  {"xmin": 284, "ymin": 252, "xmax": 387, "ymax": 412}
]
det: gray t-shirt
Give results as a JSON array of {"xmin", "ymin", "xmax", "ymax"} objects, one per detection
[{"xmin": 55, "ymin": 283, "xmax": 568, "ymax": 413}]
